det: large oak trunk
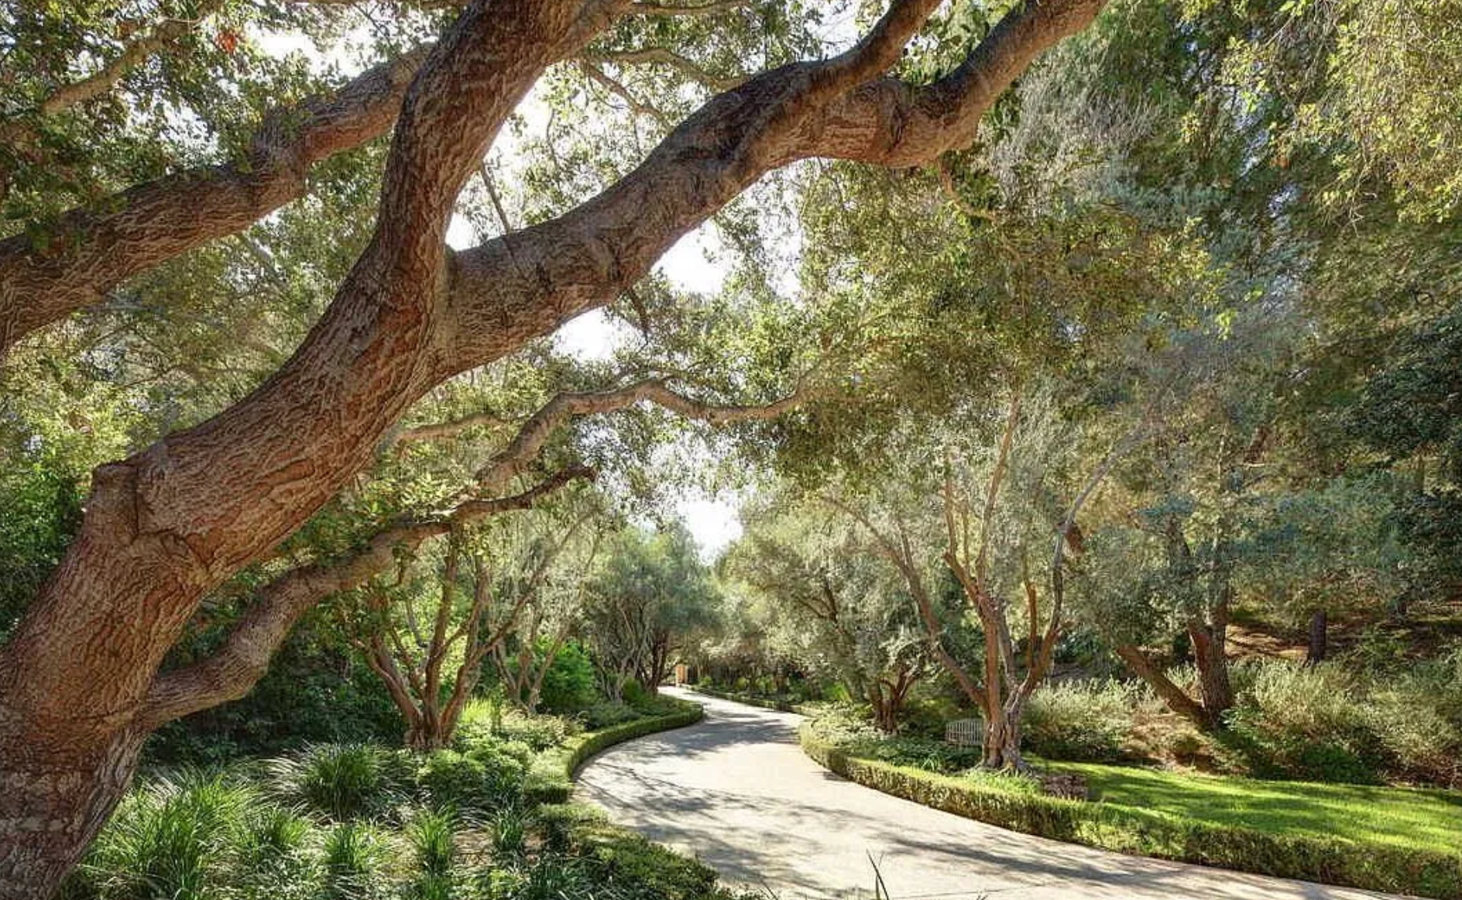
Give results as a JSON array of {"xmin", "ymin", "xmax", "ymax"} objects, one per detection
[{"xmin": 0, "ymin": 726, "xmax": 145, "ymax": 897}]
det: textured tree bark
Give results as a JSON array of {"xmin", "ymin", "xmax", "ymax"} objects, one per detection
[
  {"xmin": 868, "ymin": 665, "xmax": 919, "ymax": 734},
  {"xmin": 0, "ymin": 0, "xmax": 1107, "ymax": 892},
  {"xmin": 0, "ymin": 44, "xmax": 432, "ymax": 356},
  {"xmin": 983, "ymin": 705, "xmax": 1027, "ymax": 771},
  {"xmin": 1189, "ymin": 618, "xmax": 1234, "ymax": 717},
  {"xmin": 868, "ymin": 683, "xmax": 896, "ymax": 733},
  {"xmin": 0, "ymin": 727, "xmax": 146, "ymax": 898}
]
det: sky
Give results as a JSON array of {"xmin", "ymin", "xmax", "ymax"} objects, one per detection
[
  {"xmin": 544, "ymin": 229, "xmax": 747, "ymax": 561},
  {"xmin": 643, "ymin": 230, "xmax": 743, "ymax": 560}
]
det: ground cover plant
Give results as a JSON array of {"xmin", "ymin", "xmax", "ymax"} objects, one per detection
[{"xmin": 60, "ymin": 697, "xmax": 722, "ymax": 900}]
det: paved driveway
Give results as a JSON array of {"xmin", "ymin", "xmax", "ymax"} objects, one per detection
[{"xmin": 576, "ymin": 688, "xmax": 1404, "ymax": 900}]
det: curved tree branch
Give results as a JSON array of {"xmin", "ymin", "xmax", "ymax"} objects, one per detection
[
  {"xmin": 438, "ymin": 0, "xmax": 1107, "ymax": 376},
  {"xmin": 135, "ymin": 464, "xmax": 593, "ymax": 728},
  {"xmin": 578, "ymin": 60, "xmax": 673, "ymax": 125},
  {"xmin": 396, "ymin": 408, "xmax": 510, "ymax": 444},
  {"xmin": 0, "ymin": 43, "xmax": 433, "ymax": 356},
  {"xmin": 472, "ymin": 376, "xmax": 813, "ymax": 489},
  {"xmin": 0, "ymin": 0, "xmax": 770, "ymax": 356},
  {"xmin": 585, "ymin": 47, "xmax": 743, "ymax": 91},
  {"xmin": 35, "ymin": 0, "xmax": 230, "ymax": 117},
  {"xmin": 626, "ymin": 0, "xmax": 749, "ymax": 16}
]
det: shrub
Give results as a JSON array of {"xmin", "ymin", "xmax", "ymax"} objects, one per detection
[
  {"xmin": 321, "ymin": 822, "xmax": 386, "ymax": 900},
  {"xmin": 525, "ymin": 698, "xmax": 704, "ymax": 804},
  {"xmin": 1228, "ymin": 662, "xmax": 1384, "ymax": 783},
  {"xmin": 408, "ymin": 808, "xmax": 456, "ymax": 879},
  {"xmin": 491, "ymin": 801, "xmax": 532, "ymax": 856},
  {"xmin": 532, "ymin": 803, "xmax": 602, "ymax": 853},
  {"xmin": 538, "ymin": 640, "xmax": 598, "ymax": 713},
  {"xmin": 1167, "ymin": 732, "xmax": 1205, "ymax": 765},
  {"xmin": 495, "ymin": 710, "xmax": 579, "ymax": 752},
  {"xmin": 467, "ymin": 853, "xmax": 601, "ymax": 899},
  {"xmin": 230, "ymin": 805, "xmax": 318, "ymax": 900},
  {"xmin": 1025, "ymin": 679, "xmax": 1136, "ymax": 763},
  {"xmin": 897, "ymin": 696, "xmax": 965, "ymax": 740},
  {"xmin": 415, "ymin": 747, "xmax": 525, "ymax": 811},
  {"xmin": 455, "ymin": 695, "xmax": 504, "ymax": 742},
  {"xmin": 620, "ymin": 678, "xmax": 650, "ymax": 708},
  {"xmin": 573, "ymin": 819, "xmax": 727, "ymax": 899},
  {"xmin": 579, "ymin": 701, "xmax": 643, "ymax": 730},
  {"xmin": 800, "ymin": 721, "xmax": 1462, "ymax": 899},
  {"xmin": 144, "ymin": 623, "xmax": 401, "ymax": 767},
  {"xmin": 866, "ymin": 736, "xmax": 982, "ymax": 774},
  {"xmin": 799, "ymin": 704, "xmax": 987, "ymax": 773},
  {"xmin": 1365, "ymin": 646, "xmax": 1462, "ymax": 787},
  {"xmin": 270, "ymin": 743, "xmax": 397, "ymax": 819},
  {"xmin": 236, "ymin": 805, "xmax": 312, "ymax": 868},
  {"xmin": 408, "ymin": 873, "xmax": 453, "ymax": 900},
  {"xmin": 80, "ymin": 771, "xmax": 251, "ymax": 900},
  {"xmin": 454, "ymin": 700, "xmax": 541, "ymax": 765}
]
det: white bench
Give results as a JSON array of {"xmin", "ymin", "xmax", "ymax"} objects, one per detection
[{"xmin": 944, "ymin": 718, "xmax": 984, "ymax": 747}]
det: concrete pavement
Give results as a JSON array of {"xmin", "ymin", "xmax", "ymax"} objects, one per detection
[{"xmin": 576, "ymin": 688, "xmax": 1405, "ymax": 900}]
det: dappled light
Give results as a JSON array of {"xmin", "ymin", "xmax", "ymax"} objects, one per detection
[{"xmin": 1, "ymin": 0, "xmax": 1459, "ymax": 897}]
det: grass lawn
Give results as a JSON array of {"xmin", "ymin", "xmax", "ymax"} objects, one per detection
[{"xmin": 1052, "ymin": 761, "xmax": 1462, "ymax": 853}]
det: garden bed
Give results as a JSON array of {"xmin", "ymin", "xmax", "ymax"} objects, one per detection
[
  {"xmin": 800, "ymin": 716, "xmax": 1462, "ymax": 899},
  {"xmin": 64, "ymin": 697, "xmax": 725, "ymax": 900},
  {"xmin": 529, "ymin": 695, "xmax": 706, "ymax": 802}
]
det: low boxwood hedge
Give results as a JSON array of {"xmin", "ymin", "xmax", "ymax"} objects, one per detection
[
  {"xmin": 524, "ymin": 698, "xmax": 730, "ymax": 899},
  {"xmin": 688, "ymin": 686, "xmax": 821, "ymax": 716},
  {"xmin": 526, "ymin": 698, "xmax": 704, "ymax": 804},
  {"xmin": 800, "ymin": 723, "xmax": 1462, "ymax": 899}
]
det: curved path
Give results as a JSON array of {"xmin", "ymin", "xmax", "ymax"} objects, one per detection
[{"xmin": 578, "ymin": 688, "xmax": 1402, "ymax": 900}]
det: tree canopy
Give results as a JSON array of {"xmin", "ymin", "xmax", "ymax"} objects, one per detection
[{"xmin": 2, "ymin": 0, "xmax": 1461, "ymax": 895}]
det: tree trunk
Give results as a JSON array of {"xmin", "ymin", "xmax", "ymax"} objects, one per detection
[
  {"xmin": 1188, "ymin": 621, "xmax": 1233, "ymax": 719},
  {"xmin": 1306, "ymin": 609, "xmax": 1327, "ymax": 665},
  {"xmin": 1113, "ymin": 642, "xmax": 1219, "ymax": 731},
  {"xmin": 982, "ymin": 706, "xmax": 1026, "ymax": 771},
  {"xmin": 0, "ymin": 726, "xmax": 145, "ymax": 897},
  {"xmin": 405, "ymin": 721, "xmax": 450, "ymax": 752},
  {"xmin": 868, "ymin": 684, "xmax": 899, "ymax": 734}
]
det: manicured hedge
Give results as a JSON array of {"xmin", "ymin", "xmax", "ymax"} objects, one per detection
[
  {"xmin": 525, "ymin": 698, "xmax": 730, "ymax": 900},
  {"xmin": 526, "ymin": 698, "xmax": 704, "ymax": 804},
  {"xmin": 536, "ymin": 803, "xmax": 739, "ymax": 900},
  {"xmin": 800, "ymin": 724, "xmax": 1462, "ymax": 900},
  {"xmin": 688, "ymin": 686, "xmax": 821, "ymax": 716}
]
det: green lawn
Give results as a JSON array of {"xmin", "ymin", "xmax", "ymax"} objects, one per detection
[{"xmin": 1053, "ymin": 761, "xmax": 1462, "ymax": 853}]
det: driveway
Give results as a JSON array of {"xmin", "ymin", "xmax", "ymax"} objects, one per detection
[{"xmin": 576, "ymin": 688, "xmax": 1403, "ymax": 900}]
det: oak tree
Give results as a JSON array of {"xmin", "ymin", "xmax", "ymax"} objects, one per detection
[{"xmin": 0, "ymin": 0, "xmax": 1105, "ymax": 891}]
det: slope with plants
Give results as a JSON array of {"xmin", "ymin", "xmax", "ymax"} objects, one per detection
[{"xmin": 63, "ymin": 695, "xmax": 728, "ymax": 900}]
